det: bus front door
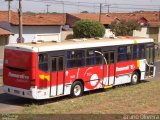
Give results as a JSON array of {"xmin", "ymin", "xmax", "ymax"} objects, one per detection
[
  {"xmin": 104, "ymin": 51, "xmax": 116, "ymax": 86},
  {"xmin": 50, "ymin": 57, "xmax": 65, "ymax": 97},
  {"xmin": 146, "ymin": 46, "xmax": 155, "ymax": 77}
]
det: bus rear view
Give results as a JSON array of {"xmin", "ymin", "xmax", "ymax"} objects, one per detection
[{"xmin": 3, "ymin": 45, "xmax": 37, "ymax": 99}]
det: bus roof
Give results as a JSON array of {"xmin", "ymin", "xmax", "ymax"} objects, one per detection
[{"xmin": 5, "ymin": 37, "xmax": 154, "ymax": 52}]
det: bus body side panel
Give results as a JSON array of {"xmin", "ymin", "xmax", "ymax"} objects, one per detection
[
  {"xmin": 36, "ymin": 64, "xmax": 104, "ymax": 97},
  {"xmin": 63, "ymin": 60, "xmax": 140, "ymax": 92},
  {"xmin": 102, "ymin": 63, "xmax": 115, "ymax": 86},
  {"xmin": 3, "ymin": 49, "xmax": 37, "ymax": 90},
  {"xmin": 137, "ymin": 59, "xmax": 147, "ymax": 80},
  {"xmin": 37, "ymin": 71, "xmax": 51, "ymax": 89},
  {"xmin": 115, "ymin": 60, "xmax": 139, "ymax": 85},
  {"xmin": 65, "ymin": 65, "xmax": 104, "ymax": 91}
]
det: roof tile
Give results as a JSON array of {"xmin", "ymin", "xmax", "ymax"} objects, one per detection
[
  {"xmin": 0, "ymin": 28, "xmax": 13, "ymax": 35},
  {"xmin": 0, "ymin": 11, "xmax": 66, "ymax": 26}
]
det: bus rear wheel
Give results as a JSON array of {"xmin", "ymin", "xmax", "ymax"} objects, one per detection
[
  {"xmin": 131, "ymin": 71, "xmax": 139, "ymax": 85},
  {"xmin": 71, "ymin": 81, "xmax": 84, "ymax": 97}
]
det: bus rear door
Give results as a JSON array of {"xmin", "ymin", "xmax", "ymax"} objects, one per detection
[{"xmin": 50, "ymin": 56, "xmax": 65, "ymax": 96}]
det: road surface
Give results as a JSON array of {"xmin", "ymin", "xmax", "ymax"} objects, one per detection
[{"xmin": 0, "ymin": 61, "xmax": 160, "ymax": 114}]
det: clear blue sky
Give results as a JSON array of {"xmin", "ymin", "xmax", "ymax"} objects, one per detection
[{"xmin": 0, "ymin": 0, "xmax": 160, "ymax": 13}]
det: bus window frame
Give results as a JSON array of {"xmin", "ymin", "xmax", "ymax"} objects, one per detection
[{"xmin": 38, "ymin": 53, "xmax": 49, "ymax": 72}]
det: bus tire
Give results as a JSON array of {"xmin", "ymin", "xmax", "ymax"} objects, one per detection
[
  {"xmin": 71, "ymin": 81, "xmax": 84, "ymax": 97},
  {"xmin": 131, "ymin": 71, "xmax": 139, "ymax": 85}
]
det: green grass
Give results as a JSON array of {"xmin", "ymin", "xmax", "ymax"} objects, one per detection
[{"xmin": 20, "ymin": 78, "xmax": 160, "ymax": 115}]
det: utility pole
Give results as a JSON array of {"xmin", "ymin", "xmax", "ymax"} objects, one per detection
[
  {"xmin": 107, "ymin": 4, "xmax": 110, "ymax": 13},
  {"xmin": 18, "ymin": 0, "xmax": 23, "ymax": 43},
  {"xmin": 62, "ymin": 1, "xmax": 64, "ymax": 13},
  {"xmin": 99, "ymin": 3, "xmax": 102, "ymax": 22},
  {"xmin": 46, "ymin": 4, "xmax": 51, "ymax": 13},
  {"xmin": 93, "ymin": 5, "xmax": 95, "ymax": 13},
  {"xmin": 106, "ymin": 4, "xmax": 111, "ymax": 13},
  {"xmin": 5, "ymin": 0, "xmax": 13, "ymax": 22},
  {"xmin": 77, "ymin": 2, "xmax": 80, "ymax": 13},
  {"xmin": 62, "ymin": 1, "xmax": 65, "ymax": 25}
]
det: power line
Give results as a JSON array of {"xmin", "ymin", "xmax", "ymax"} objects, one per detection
[
  {"xmin": 24, "ymin": 0, "xmax": 160, "ymax": 8},
  {"xmin": 2, "ymin": 0, "xmax": 160, "ymax": 13}
]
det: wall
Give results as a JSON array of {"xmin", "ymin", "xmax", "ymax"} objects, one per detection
[
  {"xmin": 133, "ymin": 27, "xmax": 160, "ymax": 43},
  {"xmin": 9, "ymin": 25, "xmax": 61, "ymax": 43},
  {"xmin": 148, "ymin": 27, "xmax": 159, "ymax": 43},
  {"xmin": 158, "ymin": 27, "xmax": 160, "ymax": 43},
  {"xmin": 105, "ymin": 29, "xmax": 115, "ymax": 38},
  {"xmin": 133, "ymin": 27, "xmax": 149, "ymax": 38},
  {"xmin": 0, "ymin": 36, "xmax": 8, "ymax": 59},
  {"xmin": 61, "ymin": 30, "xmax": 74, "ymax": 40},
  {"xmin": 61, "ymin": 29, "xmax": 115, "ymax": 41}
]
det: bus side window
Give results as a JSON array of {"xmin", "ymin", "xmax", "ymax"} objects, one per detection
[
  {"xmin": 133, "ymin": 45, "xmax": 138, "ymax": 59},
  {"xmin": 86, "ymin": 48, "xmax": 102, "ymax": 66},
  {"xmin": 38, "ymin": 54, "xmax": 48, "ymax": 72},
  {"xmin": 67, "ymin": 50, "xmax": 85, "ymax": 69},
  {"xmin": 138, "ymin": 44, "xmax": 145, "ymax": 59},
  {"xmin": 118, "ymin": 46, "xmax": 127, "ymax": 61},
  {"xmin": 118, "ymin": 46, "xmax": 132, "ymax": 62},
  {"xmin": 126, "ymin": 46, "xmax": 132, "ymax": 60},
  {"xmin": 110, "ymin": 52, "xmax": 115, "ymax": 63},
  {"xmin": 58, "ymin": 57, "xmax": 64, "ymax": 71},
  {"xmin": 104, "ymin": 53, "xmax": 109, "ymax": 63},
  {"xmin": 52, "ymin": 58, "xmax": 57, "ymax": 72}
]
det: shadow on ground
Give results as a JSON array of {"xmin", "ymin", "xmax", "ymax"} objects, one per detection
[{"xmin": 0, "ymin": 80, "xmax": 150, "ymax": 107}]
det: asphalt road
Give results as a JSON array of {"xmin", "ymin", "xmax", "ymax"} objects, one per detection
[{"xmin": 0, "ymin": 61, "xmax": 160, "ymax": 114}]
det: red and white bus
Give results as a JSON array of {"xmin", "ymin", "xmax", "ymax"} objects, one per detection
[{"xmin": 3, "ymin": 37, "xmax": 156, "ymax": 99}]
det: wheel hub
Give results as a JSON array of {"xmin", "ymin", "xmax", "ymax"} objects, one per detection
[{"xmin": 74, "ymin": 85, "xmax": 81, "ymax": 96}]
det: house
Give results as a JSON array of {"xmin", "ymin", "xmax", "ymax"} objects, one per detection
[
  {"xmin": 133, "ymin": 21, "xmax": 160, "ymax": 43},
  {"xmin": 66, "ymin": 13, "xmax": 116, "ymax": 28},
  {"xmin": 100, "ymin": 12, "xmax": 160, "ymax": 43},
  {"xmin": 66, "ymin": 12, "xmax": 160, "ymax": 43},
  {"xmin": 0, "ymin": 11, "xmax": 66, "ymax": 43},
  {"xmin": 0, "ymin": 27, "xmax": 13, "ymax": 58},
  {"xmin": 130, "ymin": 12, "xmax": 160, "ymax": 43},
  {"xmin": 65, "ymin": 13, "xmax": 118, "ymax": 39}
]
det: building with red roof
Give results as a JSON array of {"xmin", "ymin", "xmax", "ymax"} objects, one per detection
[{"xmin": 0, "ymin": 11, "xmax": 66, "ymax": 43}]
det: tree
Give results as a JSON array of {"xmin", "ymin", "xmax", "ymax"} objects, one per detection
[
  {"xmin": 73, "ymin": 20, "xmax": 105, "ymax": 38},
  {"xmin": 110, "ymin": 20, "xmax": 141, "ymax": 36}
]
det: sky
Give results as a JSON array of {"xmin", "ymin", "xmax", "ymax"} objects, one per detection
[{"xmin": 0, "ymin": 0, "xmax": 160, "ymax": 13}]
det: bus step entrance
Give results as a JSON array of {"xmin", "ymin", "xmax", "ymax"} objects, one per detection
[
  {"xmin": 104, "ymin": 85, "xmax": 113, "ymax": 89},
  {"xmin": 145, "ymin": 65, "xmax": 154, "ymax": 78}
]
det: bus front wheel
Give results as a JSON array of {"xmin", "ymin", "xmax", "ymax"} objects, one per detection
[
  {"xmin": 71, "ymin": 81, "xmax": 84, "ymax": 97},
  {"xmin": 131, "ymin": 71, "xmax": 139, "ymax": 85}
]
